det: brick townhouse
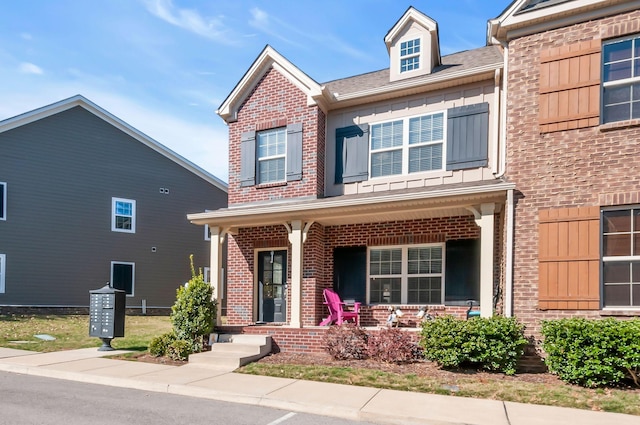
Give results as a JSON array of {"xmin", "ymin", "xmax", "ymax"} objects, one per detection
[
  {"xmin": 189, "ymin": 0, "xmax": 640, "ymax": 352},
  {"xmin": 489, "ymin": 0, "xmax": 640, "ymax": 334},
  {"xmin": 189, "ymin": 7, "xmax": 512, "ymax": 351}
]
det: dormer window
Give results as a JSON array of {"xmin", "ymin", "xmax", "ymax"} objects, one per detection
[{"xmin": 400, "ymin": 38, "xmax": 421, "ymax": 73}]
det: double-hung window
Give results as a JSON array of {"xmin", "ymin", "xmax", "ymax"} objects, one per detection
[
  {"xmin": 370, "ymin": 112, "xmax": 444, "ymax": 178},
  {"xmin": 368, "ymin": 244, "xmax": 444, "ymax": 304},
  {"xmin": 112, "ymin": 197, "xmax": 136, "ymax": 233},
  {"xmin": 0, "ymin": 182, "xmax": 6, "ymax": 220},
  {"xmin": 602, "ymin": 208, "xmax": 640, "ymax": 308},
  {"xmin": 602, "ymin": 35, "xmax": 640, "ymax": 123},
  {"xmin": 257, "ymin": 127, "xmax": 286, "ymax": 184},
  {"xmin": 400, "ymin": 38, "xmax": 420, "ymax": 73}
]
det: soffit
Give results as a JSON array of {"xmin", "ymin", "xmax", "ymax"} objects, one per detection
[{"xmin": 188, "ymin": 180, "xmax": 515, "ymax": 229}]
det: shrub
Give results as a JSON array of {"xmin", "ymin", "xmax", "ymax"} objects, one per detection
[
  {"xmin": 420, "ymin": 315, "xmax": 527, "ymax": 375},
  {"xmin": 322, "ymin": 324, "xmax": 369, "ymax": 360},
  {"xmin": 541, "ymin": 318, "xmax": 640, "ymax": 388},
  {"xmin": 166, "ymin": 339, "xmax": 192, "ymax": 361},
  {"xmin": 148, "ymin": 331, "xmax": 176, "ymax": 357},
  {"xmin": 367, "ymin": 327, "xmax": 421, "ymax": 364},
  {"xmin": 170, "ymin": 255, "xmax": 216, "ymax": 353}
]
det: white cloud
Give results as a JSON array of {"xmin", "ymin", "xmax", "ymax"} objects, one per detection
[
  {"xmin": 248, "ymin": 7, "xmax": 300, "ymax": 47},
  {"xmin": 144, "ymin": 0, "xmax": 236, "ymax": 45},
  {"xmin": 19, "ymin": 62, "xmax": 44, "ymax": 75}
]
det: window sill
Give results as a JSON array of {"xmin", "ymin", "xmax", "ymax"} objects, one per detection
[
  {"xmin": 600, "ymin": 309, "xmax": 640, "ymax": 317},
  {"xmin": 256, "ymin": 181, "xmax": 287, "ymax": 189},
  {"xmin": 599, "ymin": 119, "xmax": 640, "ymax": 132}
]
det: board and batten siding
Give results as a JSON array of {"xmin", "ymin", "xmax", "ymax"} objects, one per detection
[
  {"xmin": 538, "ymin": 206, "xmax": 600, "ymax": 310},
  {"xmin": 0, "ymin": 106, "xmax": 227, "ymax": 308},
  {"xmin": 325, "ymin": 81, "xmax": 497, "ymax": 197}
]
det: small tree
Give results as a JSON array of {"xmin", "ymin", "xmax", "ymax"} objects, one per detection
[{"xmin": 170, "ymin": 255, "xmax": 216, "ymax": 353}]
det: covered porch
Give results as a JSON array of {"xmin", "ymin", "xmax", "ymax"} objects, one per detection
[{"xmin": 188, "ymin": 180, "xmax": 515, "ymax": 340}]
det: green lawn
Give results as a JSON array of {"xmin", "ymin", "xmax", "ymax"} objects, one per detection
[{"xmin": 0, "ymin": 314, "xmax": 171, "ymax": 352}]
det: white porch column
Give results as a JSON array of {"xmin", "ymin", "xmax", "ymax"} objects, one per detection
[
  {"xmin": 209, "ymin": 226, "xmax": 225, "ymax": 327},
  {"xmin": 476, "ymin": 203, "xmax": 495, "ymax": 318},
  {"xmin": 287, "ymin": 220, "xmax": 304, "ymax": 328}
]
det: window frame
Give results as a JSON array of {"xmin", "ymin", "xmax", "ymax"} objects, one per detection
[
  {"xmin": 256, "ymin": 127, "xmax": 287, "ymax": 184},
  {"xmin": 601, "ymin": 206, "xmax": 640, "ymax": 309},
  {"xmin": 369, "ymin": 110, "xmax": 446, "ymax": 179},
  {"xmin": 111, "ymin": 197, "xmax": 136, "ymax": 233},
  {"xmin": 601, "ymin": 34, "xmax": 640, "ymax": 124},
  {"xmin": 110, "ymin": 261, "xmax": 135, "ymax": 297},
  {"xmin": 0, "ymin": 182, "xmax": 6, "ymax": 221},
  {"xmin": 0, "ymin": 253, "xmax": 5, "ymax": 293},
  {"xmin": 399, "ymin": 37, "xmax": 421, "ymax": 74},
  {"xmin": 367, "ymin": 243, "xmax": 445, "ymax": 305}
]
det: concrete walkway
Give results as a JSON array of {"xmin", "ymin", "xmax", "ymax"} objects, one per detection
[{"xmin": 0, "ymin": 347, "xmax": 638, "ymax": 425}]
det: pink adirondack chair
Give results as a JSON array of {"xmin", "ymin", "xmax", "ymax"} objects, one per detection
[{"xmin": 319, "ymin": 288, "xmax": 360, "ymax": 326}]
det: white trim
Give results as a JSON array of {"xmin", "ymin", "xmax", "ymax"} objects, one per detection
[
  {"xmin": 0, "ymin": 182, "xmax": 6, "ymax": 221},
  {"xmin": 384, "ymin": 7, "xmax": 438, "ymax": 51},
  {"xmin": 0, "ymin": 95, "xmax": 227, "ymax": 191},
  {"xmin": 110, "ymin": 261, "xmax": 135, "ymax": 297},
  {"xmin": 367, "ymin": 243, "xmax": 445, "ymax": 305},
  {"xmin": 0, "ymin": 254, "xmax": 5, "ymax": 293},
  {"xmin": 111, "ymin": 197, "xmax": 136, "ymax": 233},
  {"xmin": 369, "ymin": 109, "xmax": 447, "ymax": 178}
]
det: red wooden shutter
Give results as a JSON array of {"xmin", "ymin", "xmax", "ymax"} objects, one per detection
[
  {"xmin": 539, "ymin": 40, "xmax": 601, "ymax": 133},
  {"xmin": 538, "ymin": 206, "xmax": 600, "ymax": 310}
]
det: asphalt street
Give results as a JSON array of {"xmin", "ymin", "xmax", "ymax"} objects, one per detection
[{"xmin": 0, "ymin": 371, "xmax": 378, "ymax": 425}]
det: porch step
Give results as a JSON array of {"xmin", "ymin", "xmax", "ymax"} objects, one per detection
[{"xmin": 188, "ymin": 334, "xmax": 272, "ymax": 370}]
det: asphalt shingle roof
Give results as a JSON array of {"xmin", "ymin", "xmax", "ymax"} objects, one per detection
[{"xmin": 323, "ymin": 45, "xmax": 503, "ymax": 97}]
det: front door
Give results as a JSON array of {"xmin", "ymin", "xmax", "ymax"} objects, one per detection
[{"xmin": 258, "ymin": 250, "xmax": 287, "ymax": 323}]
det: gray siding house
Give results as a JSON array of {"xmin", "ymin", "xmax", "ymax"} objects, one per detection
[{"xmin": 0, "ymin": 95, "xmax": 227, "ymax": 310}]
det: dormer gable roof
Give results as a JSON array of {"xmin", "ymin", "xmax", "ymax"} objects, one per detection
[
  {"xmin": 488, "ymin": 0, "xmax": 639, "ymax": 43},
  {"xmin": 384, "ymin": 6, "xmax": 441, "ymax": 81},
  {"xmin": 0, "ymin": 94, "xmax": 227, "ymax": 191},
  {"xmin": 217, "ymin": 45, "xmax": 329, "ymax": 124}
]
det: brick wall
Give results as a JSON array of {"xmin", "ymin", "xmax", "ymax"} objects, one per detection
[
  {"xmin": 226, "ymin": 215, "xmax": 503, "ymax": 327},
  {"xmin": 227, "ymin": 67, "xmax": 325, "ymax": 205},
  {"xmin": 506, "ymin": 10, "xmax": 640, "ymax": 335}
]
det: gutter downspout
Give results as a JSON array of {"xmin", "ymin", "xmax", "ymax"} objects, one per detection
[
  {"xmin": 492, "ymin": 68, "xmax": 501, "ymax": 175},
  {"xmin": 492, "ymin": 37, "xmax": 508, "ymax": 179},
  {"xmin": 492, "ymin": 37, "xmax": 513, "ymax": 317}
]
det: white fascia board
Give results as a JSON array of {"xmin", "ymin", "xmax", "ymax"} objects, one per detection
[
  {"xmin": 0, "ymin": 95, "xmax": 228, "ymax": 192},
  {"xmin": 488, "ymin": 0, "xmax": 640, "ymax": 42},
  {"xmin": 188, "ymin": 181, "xmax": 516, "ymax": 224},
  {"xmin": 217, "ymin": 46, "xmax": 326, "ymax": 123},
  {"xmin": 384, "ymin": 7, "xmax": 438, "ymax": 51}
]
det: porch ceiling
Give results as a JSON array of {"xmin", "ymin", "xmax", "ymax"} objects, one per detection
[{"xmin": 188, "ymin": 180, "xmax": 515, "ymax": 229}]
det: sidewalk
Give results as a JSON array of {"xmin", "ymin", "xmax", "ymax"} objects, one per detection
[{"xmin": 0, "ymin": 347, "xmax": 639, "ymax": 425}]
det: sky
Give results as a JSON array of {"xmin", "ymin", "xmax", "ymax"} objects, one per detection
[{"xmin": 0, "ymin": 1, "xmax": 509, "ymax": 183}]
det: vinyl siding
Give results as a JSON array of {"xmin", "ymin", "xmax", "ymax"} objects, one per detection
[{"xmin": 0, "ymin": 106, "xmax": 227, "ymax": 308}]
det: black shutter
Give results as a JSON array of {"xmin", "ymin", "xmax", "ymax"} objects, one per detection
[
  {"xmin": 335, "ymin": 124, "xmax": 369, "ymax": 184},
  {"xmin": 444, "ymin": 239, "xmax": 480, "ymax": 305},
  {"xmin": 239, "ymin": 130, "xmax": 256, "ymax": 187},
  {"xmin": 446, "ymin": 102, "xmax": 489, "ymax": 171},
  {"xmin": 286, "ymin": 123, "xmax": 303, "ymax": 181},
  {"xmin": 0, "ymin": 183, "xmax": 4, "ymax": 219}
]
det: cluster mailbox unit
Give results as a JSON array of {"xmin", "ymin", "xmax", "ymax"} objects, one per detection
[{"xmin": 89, "ymin": 284, "xmax": 126, "ymax": 351}]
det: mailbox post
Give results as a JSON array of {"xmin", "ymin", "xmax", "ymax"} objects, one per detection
[{"xmin": 89, "ymin": 284, "xmax": 125, "ymax": 351}]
